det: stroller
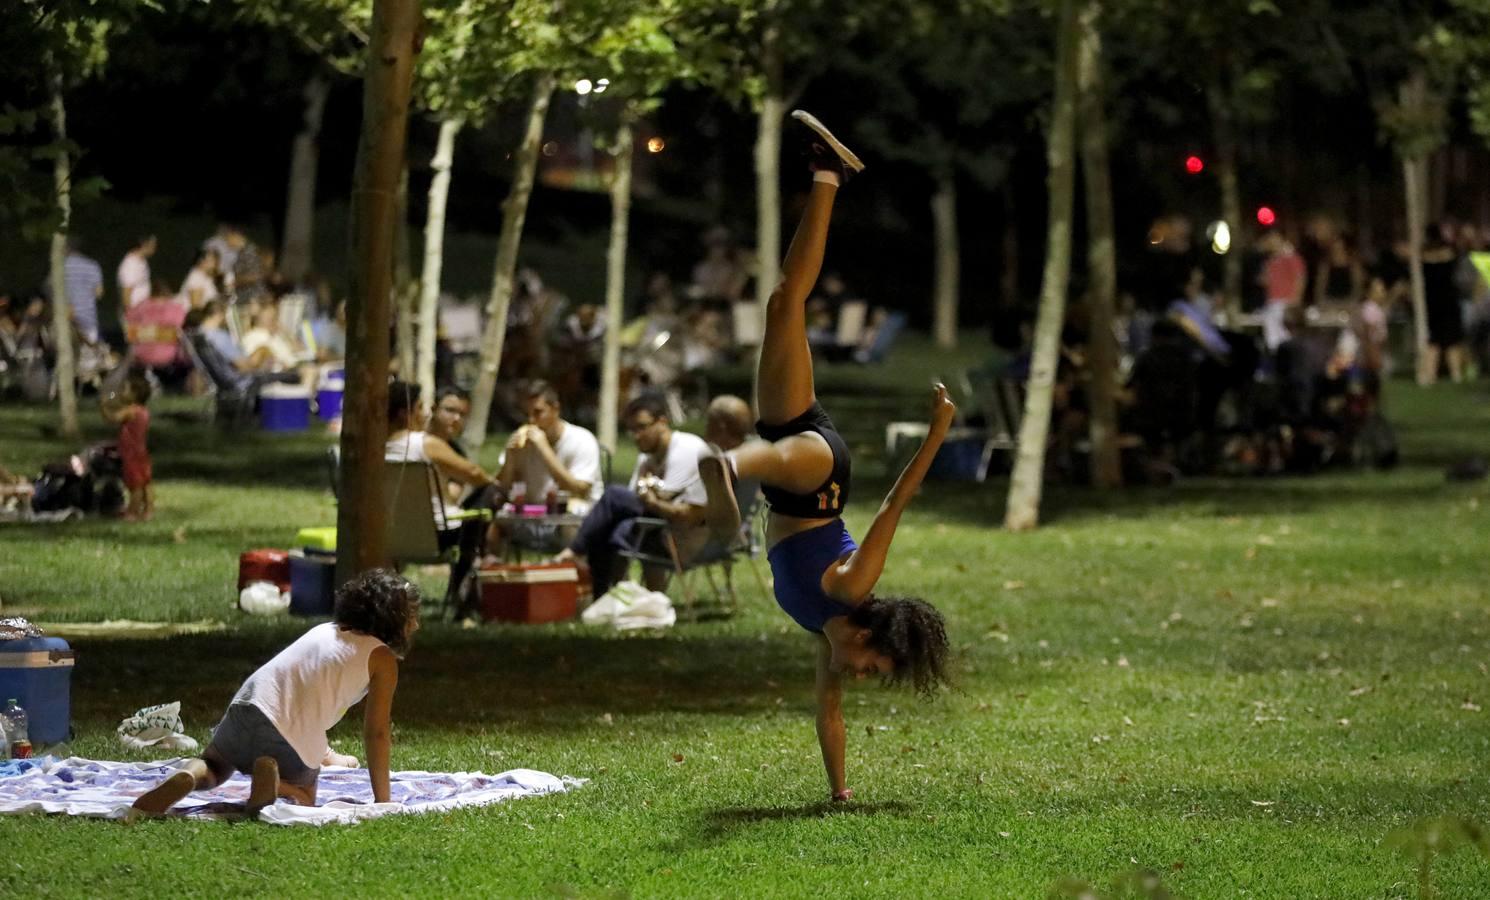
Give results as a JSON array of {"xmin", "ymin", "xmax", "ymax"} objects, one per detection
[{"xmin": 29, "ymin": 443, "xmax": 127, "ymax": 518}]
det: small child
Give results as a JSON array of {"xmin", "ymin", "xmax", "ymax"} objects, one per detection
[
  {"xmin": 102, "ymin": 370, "xmax": 153, "ymax": 521},
  {"xmin": 130, "ymin": 569, "xmax": 421, "ymax": 817}
]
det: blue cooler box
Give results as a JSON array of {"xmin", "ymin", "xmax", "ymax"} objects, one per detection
[
  {"xmin": 0, "ymin": 637, "xmax": 75, "ymax": 746},
  {"xmin": 289, "ymin": 550, "xmax": 337, "ymax": 617},
  {"xmin": 260, "ymin": 384, "xmax": 312, "ymax": 431},
  {"xmin": 316, "ymin": 377, "xmax": 344, "ymax": 422}
]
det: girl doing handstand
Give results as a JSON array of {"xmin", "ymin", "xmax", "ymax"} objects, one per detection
[{"xmin": 700, "ymin": 111, "xmax": 954, "ymax": 802}]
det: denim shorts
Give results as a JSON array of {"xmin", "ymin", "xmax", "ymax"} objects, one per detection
[{"xmin": 208, "ymin": 702, "xmax": 320, "ymax": 788}]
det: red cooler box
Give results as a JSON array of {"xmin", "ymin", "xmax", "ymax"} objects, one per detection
[
  {"xmin": 478, "ymin": 564, "xmax": 578, "ymax": 624},
  {"xmin": 238, "ymin": 549, "xmax": 291, "ymax": 594}
]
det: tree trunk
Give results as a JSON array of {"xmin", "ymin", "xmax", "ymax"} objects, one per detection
[
  {"xmin": 1404, "ymin": 154, "xmax": 1431, "ymax": 375},
  {"xmin": 47, "ymin": 73, "xmax": 79, "ymax": 441},
  {"xmin": 464, "ymin": 73, "xmax": 555, "ymax": 449},
  {"xmin": 280, "ymin": 72, "xmax": 329, "ymax": 284},
  {"xmin": 931, "ymin": 170, "xmax": 960, "ymax": 349},
  {"xmin": 1004, "ymin": 0, "xmax": 1080, "ymax": 531},
  {"xmin": 418, "ymin": 116, "xmax": 462, "ymax": 402},
  {"xmin": 598, "ymin": 116, "xmax": 635, "ymax": 452},
  {"xmin": 1000, "ymin": 183, "xmax": 1019, "ymax": 307},
  {"xmin": 394, "ymin": 164, "xmax": 416, "ymax": 380},
  {"xmin": 1078, "ymin": 5, "xmax": 1121, "ymax": 490},
  {"xmin": 753, "ymin": 26, "xmax": 785, "ymax": 324},
  {"xmin": 1207, "ymin": 79, "xmax": 1244, "ymax": 314},
  {"xmin": 335, "ymin": 0, "xmax": 421, "ymax": 585}
]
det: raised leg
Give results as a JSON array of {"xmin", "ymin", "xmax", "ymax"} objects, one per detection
[{"xmin": 755, "ymin": 179, "xmax": 839, "ymax": 426}]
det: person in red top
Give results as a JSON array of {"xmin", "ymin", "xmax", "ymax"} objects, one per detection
[
  {"xmin": 1257, "ymin": 229, "xmax": 1307, "ymax": 350},
  {"xmin": 104, "ymin": 370, "xmax": 154, "ymax": 521}
]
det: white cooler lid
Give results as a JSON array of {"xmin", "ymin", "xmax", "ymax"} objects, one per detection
[{"xmin": 261, "ymin": 384, "xmax": 312, "ymax": 399}]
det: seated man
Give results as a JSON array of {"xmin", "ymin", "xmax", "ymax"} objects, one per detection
[
  {"xmin": 240, "ymin": 303, "xmax": 307, "ymax": 372},
  {"xmin": 493, "ymin": 379, "xmax": 602, "ymax": 553},
  {"xmin": 426, "ymin": 385, "xmax": 481, "ymax": 505},
  {"xmin": 187, "ymin": 300, "xmax": 302, "ymax": 399},
  {"xmin": 557, "ymin": 393, "xmax": 755, "ymax": 598}
]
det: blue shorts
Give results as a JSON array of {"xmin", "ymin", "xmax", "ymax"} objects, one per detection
[{"xmin": 208, "ymin": 702, "xmax": 320, "ymax": 788}]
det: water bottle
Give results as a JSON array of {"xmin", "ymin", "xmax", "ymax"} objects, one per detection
[
  {"xmin": 4, "ymin": 699, "xmax": 31, "ymax": 759},
  {"xmin": 0, "ymin": 713, "xmax": 9, "ymax": 761}
]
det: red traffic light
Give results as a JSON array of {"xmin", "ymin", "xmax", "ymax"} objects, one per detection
[
  {"xmin": 1184, "ymin": 155, "xmax": 1204, "ymax": 174},
  {"xmin": 1256, "ymin": 206, "xmax": 1277, "ymax": 226}
]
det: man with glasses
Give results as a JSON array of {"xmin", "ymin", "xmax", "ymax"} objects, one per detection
[{"xmin": 556, "ymin": 393, "xmax": 748, "ymax": 599}]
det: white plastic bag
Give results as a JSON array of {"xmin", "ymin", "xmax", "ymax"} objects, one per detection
[
  {"xmin": 239, "ymin": 580, "xmax": 290, "ymax": 616},
  {"xmin": 581, "ymin": 581, "xmax": 676, "ymax": 630},
  {"xmin": 117, "ymin": 701, "xmax": 200, "ymax": 753}
]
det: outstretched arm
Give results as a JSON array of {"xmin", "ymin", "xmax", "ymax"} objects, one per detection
[
  {"xmin": 822, "ymin": 384, "xmax": 956, "ymax": 604},
  {"xmin": 814, "ymin": 636, "xmax": 849, "ymax": 799},
  {"xmin": 363, "ymin": 646, "xmax": 399, "ymax": 804}
]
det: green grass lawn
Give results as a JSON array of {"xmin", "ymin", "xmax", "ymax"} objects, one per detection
[{"xmin": 2, "ymin": 343, "xmax": 1489, "ymax": 898}]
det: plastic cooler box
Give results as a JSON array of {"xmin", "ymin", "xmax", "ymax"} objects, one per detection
[
  {"xmin": 0, "ymin": 637, "xmax": 76, "ymax": 746},
  {"xmin": 317, "ymin": 371, "xmax": 345, "ymax": 422},
  {"xmin": 260, "ymin": 384, "xmax": 312, "ymax": 431},
  {"xmin": 239, "ymin": 548, "xmax": 291, "ymax": 594},
  {"xmin": 477, "ymin": 564, "xmax": 579, "ymax": 624},
  {"xmin": 289, "ymin": 549, "xmax": 337, "ymax": 617}
]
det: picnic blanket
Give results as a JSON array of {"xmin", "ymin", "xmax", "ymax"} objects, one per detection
[{"xmin": 0, "ymin": 757, "xmax": 581, "ymax": 826}]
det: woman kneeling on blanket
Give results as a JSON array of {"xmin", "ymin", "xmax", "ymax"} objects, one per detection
[{"xmin": 131, "ymin": 570, "xmax": 420, "ymax": 817}]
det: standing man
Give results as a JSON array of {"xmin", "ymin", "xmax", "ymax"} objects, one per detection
[
  {"xmin": 1258, "ymin": 228, "xmax": 1307, "ymax": 351},
  {"xmin": 118, "ymin": 235, "xmax": 157, "ymax": 309},
  {"xmin": 63, "ymin": 237, "xmax": 104, "ymax": 344}
]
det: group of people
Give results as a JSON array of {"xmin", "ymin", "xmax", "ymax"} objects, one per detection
[
  {"xmin": 131, "ymin": 111, "xmax": 950, "ymax": 820},
  {"xmin": 382, "ymin": 373, "xmax": 758, "ymax": 618},
  {"xmin": 976, "ymin": 210, "xmax": 1490, "ymax": 483}
]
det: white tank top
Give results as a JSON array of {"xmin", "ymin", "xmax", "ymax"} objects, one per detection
[
  {"xmin": 385, "ymin": 430, "xmax": 462, "ymax": 524},
  {"xmin": 232, "ymin": 622, "xmax": 387, "ymax": 767}
]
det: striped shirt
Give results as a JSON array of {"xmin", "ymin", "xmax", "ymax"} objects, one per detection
[{"xmin": 63, "ymin": 252, "xmax": 103, "ymax": 341}]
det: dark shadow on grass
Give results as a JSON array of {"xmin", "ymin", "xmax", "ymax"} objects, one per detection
[
  {"xmin": 63, "ymin": 625, "xmax": 1051, "ymax": 736},
  {"xmin": 701, "ymin": 799, "xmax": 913, "ymax": 836}
]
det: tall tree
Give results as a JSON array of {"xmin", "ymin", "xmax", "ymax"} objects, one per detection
[
  {"xmin": 1005, "ymin": 0, "xmax": 1080, "ymax": 531},
  {"xmin": 463, "ymin": 71, "xmax": 556, "ymax": 449},
  {"xmin": 1077, "ymin": 2, "xmax": 1120, "ymax": 489},
  {"xmin": 412, "ymin": 0, "xmax": 535, "ymax": 402},
  {"xmin": 845, "ymin": 2, "xmax": 1048, "ymax": 350},
  {"xmin": 336, "ymin": 0, "xmax": 422, "ymax": 583},
  {"xmin": 12, "ymin": 2, "xmax": 133, "ymax": 440},
  {"xmin": 580, "ymin": 2, "xmax": 747, "ymax": 449},
  {"xmin": 234, "ymin": 0, "xmax": 370, "ymax": 281},
  {"xmin": 279, "ymin": 72, "xmax": 330, "ymax": 282}
]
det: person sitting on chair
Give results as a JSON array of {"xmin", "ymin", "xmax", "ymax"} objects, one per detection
[
  {"xmin": 491, "ymin": 380, "xmax": 602, "ymax": 556},
  {"xmin": 555, "ymin": 393, "xmax": 755, "ymax": 598},
  {"xmin": 189, "ymin": 300, "xmax": 303, "ymax": 397},
  {"xmin": 384, "ymin": 381, "xmax": 494, "ymax": 617}
]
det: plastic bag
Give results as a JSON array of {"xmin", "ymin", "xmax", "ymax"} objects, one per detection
[
  {"xmin": 117, "ymin": 701, "xmax": 200, "ymax": 753},
  {"xmin": 581, "ymin": 581, "xmax": 676, "ymax": 630},
  {"xmin": 239, "ymin": 580, "xmax": 290, "ymax": 616}
]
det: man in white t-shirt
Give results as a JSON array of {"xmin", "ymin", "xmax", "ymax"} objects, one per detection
[
  {"xmin": 117, "ymin": 235, "xmax": 157, "ymax": 308},
  {"xmin": 555, "ymin": 393, "xmax": 751, "ymax": 598},
  {"xmin": 497, "ymin": 380, "xmax": 602, "ymax": 503},
  {"xmin": 490, "ymin": 381, "xmax": 602, "ymax": 556}
]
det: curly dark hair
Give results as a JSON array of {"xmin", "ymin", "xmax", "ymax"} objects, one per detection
[
  {"xmin": 847, "ymin": 596, "xmax": 950, "ymax": 698},
  {"xmin": 333, "ymin": 569, "xmax": 421, "ymax": 656}
]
